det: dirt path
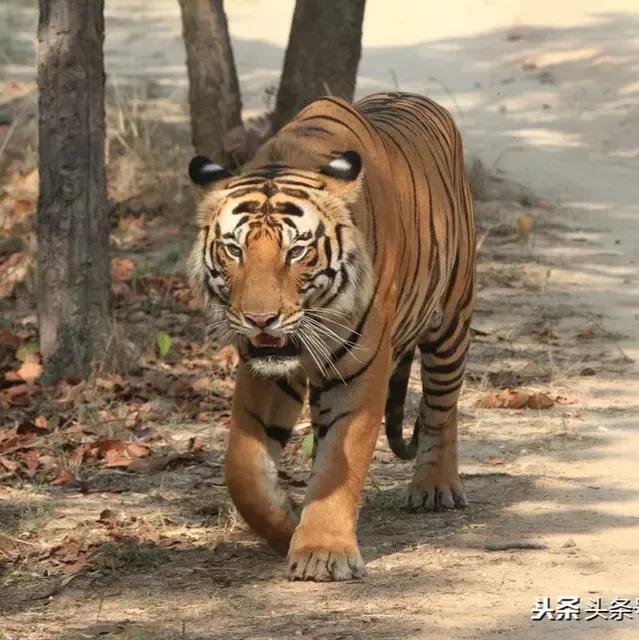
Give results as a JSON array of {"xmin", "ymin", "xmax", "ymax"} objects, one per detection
[{"xmin": 2, "ymin": 2, "xmax": 638, "ymax": 639}]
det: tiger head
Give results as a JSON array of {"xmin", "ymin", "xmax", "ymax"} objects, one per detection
[{"xmin": 188, "ymin": 151, "xmax": 373, "ymax": 378}]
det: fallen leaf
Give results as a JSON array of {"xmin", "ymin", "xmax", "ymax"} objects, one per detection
[
  {"xmin": 301, "ymin": 433, "xmax": 315, "ymax": 458},
  {"xmin": 111, "ymin": 257, "xmax": 135, "ymax": 282},
  {"xmin": 476, "ymin": 389, "xmax": 530, "ymax": 409},
  {"xmin": 128, "ymin": 451, "xmax": 207, "ymax": 474},
  {"xmin": 50, "ymin": 469, "xmax": 75, "ymax": 485},
  {"xmin": 81, "ymin": 439, "xmax": 151, "ymax": 470},
  {"xmin": 156, "ymin": 331, "xmax": 172, "ymax": 358},
  {"xmin": 102, "ymin": 450, "xmax": 135, "ymax": 468},
  {"xmin": 16, "ymin": 359, "xmax": 42, "ymax": 382},
  {"xmin": 22, "ymin": 449, "xmax": 40, "ymax": 476},
  {"xmin": 476, "ymin": 389, "xmax": 556, "ymax": 410}
]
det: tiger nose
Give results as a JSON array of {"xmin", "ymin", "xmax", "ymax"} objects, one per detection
[{"xmin": 244, "ymin": 312, "xmax": 279, "ymax": 329}]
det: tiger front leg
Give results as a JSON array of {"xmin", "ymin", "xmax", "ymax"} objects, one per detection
[
  {"xmin": 287, "ymin": 348, "xmax": 390, "ymax": 581},
  {"xmin": 225, "ymin": 364, "xmax": 307, "ymax": 555}
]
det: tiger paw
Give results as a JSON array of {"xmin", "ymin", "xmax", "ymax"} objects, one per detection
[
  {"xmin": 406, "ymin": 483, "xmax": 467, "ymax": 512},
  {"xmin": 288, "ymin": 548, "xmax": 366, "ymax": 581},
  {"xmin": 287, "ymin": 528, "xmax": 366, "ymax": 581}
]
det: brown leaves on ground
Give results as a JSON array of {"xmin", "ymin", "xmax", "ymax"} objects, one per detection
[
  {"xmin": 0, "ymin": 319, "xmax": 233, "ymax": 484},
  {"xmin": 476, "ymin": 388, "xmax": 556, "ymax": 410},
  {"xmin": 24, "ymin": 508, "xmax": 200, "ymax": 577},
  {"xmin": 0, "ymin": 169, "xmax": 37, "ymax": 299},
  {"xmin": 0, "ymin": 411, "xmax": 213, "ymax": 484}
]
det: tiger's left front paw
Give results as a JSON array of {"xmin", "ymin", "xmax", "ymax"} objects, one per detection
[{"xmin": 287, "ymin": 527, "xmax": 366, "ymax": 581}]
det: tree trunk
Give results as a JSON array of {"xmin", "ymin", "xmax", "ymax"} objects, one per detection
[
  {"xmin": 37, "ymin": 0, "xmax": 111, "ymax": 383},
  {"xmin": 178, "ymin": 0, "xmax": 243, "ymax": 164},
  {"xmin": 272, "ymin": 0, "xmax": 366, "ymax": 132}
]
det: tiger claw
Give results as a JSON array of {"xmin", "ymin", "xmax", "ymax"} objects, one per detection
[{"xmin": 406, "ymin": 486, "xmax": 467, "ymax": 512}]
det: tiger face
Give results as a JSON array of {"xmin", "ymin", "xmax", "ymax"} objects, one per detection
[{"xmin": 188, "ymin": 152, "xmax": 373, "ymax": 378}]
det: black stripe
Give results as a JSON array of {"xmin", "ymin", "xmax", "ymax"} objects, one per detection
[
  {"xmin": 423, "ymin": 397, "xmax": 455, "ymax": 412},
  {"xmin": 424, "ymin": 367, "xmax": 466, "ymax": 387},
  {"xmin": 317, "ymin": 411, "xmax": 353, "ymax": 438},
  {"xmin": 420, "ymin": 317, "xmax": 471, "ymax": 359},
  {"xmin": 423, "ymin": 348, "xmax": 468, "ymax": 375},
  {"xmin": 279, "ymin": 187, "xmax": 310, "ymax": 199},
  {"xmin": 335, "ymin": 224, "xmax": 345, "ymax": 260},
  {"xmin": 276, "ymin": 378, "xmax": 304, "ymax": 404},
  {"xmin": 296, "ymin": 125, "xmax": 331, "ymax": 137},
  {"xmin": 275, "ymin": 179, "xmax": 322, "ymax": 190},
  {"xmin": 297, "ymin": 113, "xmax": 368, "ymax": 148},
  {"xmin": 265, "ymin": 426, "xmax": 291, "ymax": 447},
  {"xmin": 323, "ymin": 236, "xmax": 332, "ymax": 265},
  {"xmin": 309, "ymin": 387, "xmax": 321, "ymax": 407},
  {"xmin": 426, "ymin": 382, "xmax": 463, "ymax": 397},
  {"xmin": 232, "ymin": 201, "xmax": 262, "ymax": 214},
  {"xmin": 227, "ymin": 178, "xmax": 264, "ymax": 189},
  {"xmin": 247, "ymin": 409, "xmax": 292, "ymax": 447},
  {"xmin": 275, "ymin": 202, "xmax": 304, "ymax": 216}
]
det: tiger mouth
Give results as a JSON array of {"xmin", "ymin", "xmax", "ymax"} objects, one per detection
[{"xmin": 247, "ymin": 334, "xmax": 301, "ymax": 358}]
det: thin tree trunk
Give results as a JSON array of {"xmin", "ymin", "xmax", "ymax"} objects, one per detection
[
  {"xmin": 37, "ymin": 0, "xmax": 111, "ymax": 383},
  {"xmin": 272, "ymin": 0, "xmax": 366, "ymax": 132},
  {"xmin": 178, "ymin": 0, "xmax": 243, "ymax": 163}
]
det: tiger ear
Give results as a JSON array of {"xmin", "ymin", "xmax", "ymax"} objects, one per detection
[
  {"xmin": 188, "ymin": 156, "xmax": 232, "ymax": 187},
  {"xmin": 319, "ymin": 151, "xmax": 363, "ymax": 203}
]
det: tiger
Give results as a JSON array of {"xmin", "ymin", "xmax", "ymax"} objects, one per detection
[{"xmin": 188, "ymin": 92, "xmax": 475, "ymax": 581}]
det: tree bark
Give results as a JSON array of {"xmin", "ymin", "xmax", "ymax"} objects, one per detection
[
  {"xmin": 178, "ymin": 0, "xmax": 243, "ymax": 164},
  {"xmin": 272, "ymin": 0, "xmax": 366, "ymax": 132},
  {"xmin": 37, "ymin": 0, "xmax": 111, "ymax": 383}
]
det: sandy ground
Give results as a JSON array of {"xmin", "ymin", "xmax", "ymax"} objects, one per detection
[{"xmin": 1, "ymin": 1, "xmax": 639, "ymax": 639}]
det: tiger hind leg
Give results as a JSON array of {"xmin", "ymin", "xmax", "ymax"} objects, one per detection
[{"xmin": 406, "ymin": 320, "xmax": 470, "ymax": 512}]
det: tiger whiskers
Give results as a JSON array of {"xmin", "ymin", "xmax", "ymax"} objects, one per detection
[
  {"xmin": 297, "ymin": 320, "xmax": 346, "ymax": 384},
  {"xmin": 296, "ymin": 328, "xmax": 330, "ymax": 380},
  {"xmin": 305, "ymin": 308, "xmax": 364, "ymax": 341},
  {"xmin": 205, "ymin": 318, "xmax": 234, "ymax": 345},
  {"xmin": 301, "ymin": 316, "xmax": 366, "ymax": 366}
]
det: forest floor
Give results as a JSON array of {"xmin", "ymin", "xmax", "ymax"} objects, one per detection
[{"xmin": 1, "ymin": 2, "xmax": 638, "ymax": 639}]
